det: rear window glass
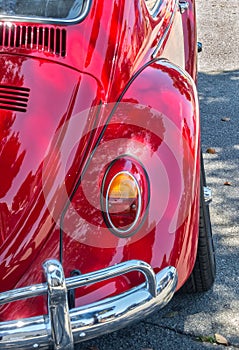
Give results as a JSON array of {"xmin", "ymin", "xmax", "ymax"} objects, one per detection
[{"xmin": 0, "ymin": 0, "xmax": 87, "ymax": 23}]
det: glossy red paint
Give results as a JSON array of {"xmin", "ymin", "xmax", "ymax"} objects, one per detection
[{"xmin": 0, "ymin": 0, "xmax": 200, "ymax": 321}]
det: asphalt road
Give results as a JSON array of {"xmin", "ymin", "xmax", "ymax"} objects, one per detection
[{"xmin": 76, "ymin": 1, "xmax": 239, "ymax": 349}]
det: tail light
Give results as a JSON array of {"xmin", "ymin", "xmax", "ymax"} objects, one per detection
[{"xmin": 101, "ymin": 157, "xmax": 150, "ymax": 237}]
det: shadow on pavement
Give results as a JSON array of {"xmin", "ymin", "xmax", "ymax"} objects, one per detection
[{"xmin": 76, "ymin": 70, "xmax": 239, "ymax": 350}]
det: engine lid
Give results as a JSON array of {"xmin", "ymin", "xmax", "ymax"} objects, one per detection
[{"xmin": 0, "ymin": 54, "xmax": 103, "ymax": 292}]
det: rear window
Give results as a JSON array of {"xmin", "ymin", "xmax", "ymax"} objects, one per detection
[{"xmin": 0, "ymin": 0, "xmax": 90, "ymax": 24}]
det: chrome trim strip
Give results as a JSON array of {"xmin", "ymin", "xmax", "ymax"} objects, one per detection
[
  {"xmin": 0, "ymin": 0, "xmax": 92, "ymax": 25},
  {"xmin": 152, "ymin": 0, "xmax": 179, "ymax": 58},
  {"xmin": 43, "ymin": 260, "xmax": 74, "ymax": 350},
  {"xmin": 0, "ymin": 260, "xmax": 177, "ymax": 349}
]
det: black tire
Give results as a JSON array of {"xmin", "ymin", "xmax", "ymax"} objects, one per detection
[{"xmin": 182, "ymin": 157, "xmax": 216, "ymax": 293}]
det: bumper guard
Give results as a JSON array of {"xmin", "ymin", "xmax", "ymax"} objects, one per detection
[{"xmin": 0, "ymin": 259, "xmax": 177, "ymax": 349}]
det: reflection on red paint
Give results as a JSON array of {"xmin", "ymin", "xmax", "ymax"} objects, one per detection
[{"xmin": 0, "ymin": 0, "xmax": 199, "ymax": 321}]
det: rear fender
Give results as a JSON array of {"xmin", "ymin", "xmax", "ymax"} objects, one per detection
[
  {"xmin": 61, "ymin": 59, "xmax": 201, "ymax": 293},
  {"xmin": 0, "ymin": 59, "xmax": 200, "ymax": 320}
]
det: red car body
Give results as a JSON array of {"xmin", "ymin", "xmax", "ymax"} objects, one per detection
[{"xmin": 0, "ymin": 0, "xmax": 209, "ymax": 348}]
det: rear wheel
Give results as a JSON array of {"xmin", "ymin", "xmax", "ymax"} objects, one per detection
[{"xmin": 182, "ymin": 156, "xmax": 216, "ymax": 292}]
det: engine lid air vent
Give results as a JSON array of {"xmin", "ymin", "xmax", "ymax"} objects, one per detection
[
  {"xmin": 0, "ymin": 23, "xmax": 67, "ymax": 57},
  {"xmin": 0, "ymin": 85, "xmax": 30, "ymax": 112}
]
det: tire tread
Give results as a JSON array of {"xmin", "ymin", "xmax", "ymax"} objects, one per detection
[{"xmin": 182, "ymin": 168, "xmax": 216, "ymax": 293}]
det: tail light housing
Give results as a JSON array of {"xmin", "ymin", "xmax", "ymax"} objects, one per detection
[{"xmin": 101, "ymin": 157, "xmax": 150, "ymax": 237}]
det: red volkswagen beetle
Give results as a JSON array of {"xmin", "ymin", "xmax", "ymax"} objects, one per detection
[{"xmin": 0, "ymin": 0, "xmax": 215, "ymax": 348}]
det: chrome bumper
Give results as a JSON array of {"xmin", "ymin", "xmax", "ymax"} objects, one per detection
[{"xmin": 0, "ymin": 259, "xmax": 177, "ymax": 349}]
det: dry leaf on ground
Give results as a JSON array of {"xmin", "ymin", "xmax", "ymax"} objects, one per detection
[
  {"xmin": 206, "ymin": 148, "xmax": 216, "ymax": 154},
  {"xmin": 215, "ymin": 333, "xmax": 229, "ymax": 346}
]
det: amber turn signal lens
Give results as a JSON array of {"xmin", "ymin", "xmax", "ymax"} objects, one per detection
[{"xmin": 108, "ymin": 172, "xmax": 138, "ymax": 199}]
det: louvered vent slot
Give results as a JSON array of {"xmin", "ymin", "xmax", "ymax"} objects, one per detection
[
  {"xmin": 0, "ymin": 85, "xmax": 30, "ymax": 112},
  {"xmin": 0, "ymin": 24, "xmax": 67, "ymax": 57}
]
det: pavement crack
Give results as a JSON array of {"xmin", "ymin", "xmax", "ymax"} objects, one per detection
[
  {"xmin": 143, "ymin": 320, "xmax": 196, "ymax": 339},
  {"xmin": 143, "ymin": 321, "xmax": 239, "ymax": 348}
]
